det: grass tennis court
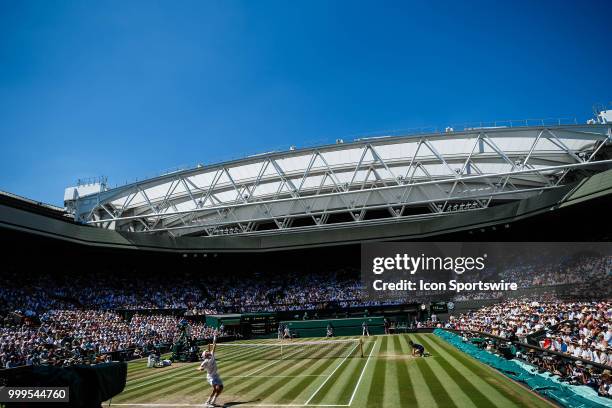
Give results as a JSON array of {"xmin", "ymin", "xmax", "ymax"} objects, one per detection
[{"xmin": 106, "ymin": 334, "xmax": 555, "ymax": 408}]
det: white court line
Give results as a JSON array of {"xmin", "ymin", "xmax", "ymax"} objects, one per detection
[
  {"xmin": 122, "ymin": 364, "xmax": 202, "ymax": 393},
  {"xmin": 347, "ymin": 342, "xmax": 375, "ymax": 406},
  {"xmin": 170, "ymin": 374, "xmax": 327, "ymax": 379},
  {"xmin": 303, "ymin": 343, "xmax": 359, "ymax": 405},
  {"xmin": 244, "ymin": 358, "xmax": 284, "ymax": 377},
  {"xmin": 243, "ymin": 346, "xmax": 305, "ymax": 377},
  {"xmin": 110, "ymin": 404, "xmax": 348, "ymax": 407}
]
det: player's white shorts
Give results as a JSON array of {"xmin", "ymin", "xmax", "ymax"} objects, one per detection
[{"xmin": 207, "ymin": 374, "xmax": 223, "ymax": 386}]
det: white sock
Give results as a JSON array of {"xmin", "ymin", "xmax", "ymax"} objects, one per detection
[{"xmin": 211, "ymin": 396, "xmax": 217, "ymax": 404}]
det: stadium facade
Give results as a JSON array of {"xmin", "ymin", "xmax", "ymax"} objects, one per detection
[{"xmin": 2, "ymin": 116, "xmax": 612, "ymax": 252}]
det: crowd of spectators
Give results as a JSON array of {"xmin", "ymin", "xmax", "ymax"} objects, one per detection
[
  {"xmin": 447, "ymin": 300, "xmax": 612, "ymax": 398},
  {"xmin": 0, "ymin": 270, "xmax": 206, "ymax": 316},
  {"xmin": 453, "ymin": 254, "xmax": 612, "ymax": 301},
  {"xmin": 448, "ymin": 300, "xmax": 612, "ymax": 348},
  {"xmin": 0, "ymin": 311, "xmax": 221, "ymax": 369},
  {"xmin": 497, "ymin": 255, "xmax": 612, "ymax": 289},
  {"xmin": 2, "ymin": 251, "xmax": 611, "ymax": 317},
  {"xmin": 3, "ymin": 253, "xmax": 610, "ymax": 318},
  {"xmin": 0, "ymin": 268, "xmax": 387, "ymax": 317}
]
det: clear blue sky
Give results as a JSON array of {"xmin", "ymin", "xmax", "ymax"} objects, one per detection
[{"xmin": 1, "ymin": 0, "xmax": 610, "ymax": 205}]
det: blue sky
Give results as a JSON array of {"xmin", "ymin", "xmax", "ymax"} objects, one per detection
[{"xmin": 0, "ymin": 0, "xmax": 610, "ymax": 205}]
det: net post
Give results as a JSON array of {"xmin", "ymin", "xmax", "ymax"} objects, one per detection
[{"xmin": 359, "ymin": 338, "xmax": 364, "ymax": 358}]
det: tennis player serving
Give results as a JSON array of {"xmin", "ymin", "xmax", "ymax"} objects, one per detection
[{"xmin": 197, "ymin": 335, "xmax": 224, "ymax": 407}]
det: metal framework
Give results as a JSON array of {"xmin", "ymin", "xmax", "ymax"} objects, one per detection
[{"xmin": 69, "ymin": 124, "xmax": 612, "ymax": 237}]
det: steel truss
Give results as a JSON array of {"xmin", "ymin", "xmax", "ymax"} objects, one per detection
[{"xmin": 70, "ymin": 124, "xmax": 612, "ymax": 237}]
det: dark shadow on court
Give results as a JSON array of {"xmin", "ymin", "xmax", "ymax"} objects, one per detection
[{"xmin": 222, "ymin": 399, "xmax": 260, "ymax": 407}]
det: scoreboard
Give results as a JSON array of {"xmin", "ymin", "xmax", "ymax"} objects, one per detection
[
  {"xmin": 240, "ymin": 313, "xmax": 277, "ymax": 335},
  {"xmin": 430, "ymin": 302, "xmax": 448, "ymax": 314},
  {"xmin": 206, "ymin": 313, "xmax": 278, "ymax": 337}
]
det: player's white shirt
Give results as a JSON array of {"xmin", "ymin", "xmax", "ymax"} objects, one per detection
[{"xmin": 200, "ymin": 354, "xmax": 219, "ymax": 380}]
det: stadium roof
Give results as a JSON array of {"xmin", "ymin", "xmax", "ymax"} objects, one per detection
[
  {"xmin": 66, "ymin": 123, "xmax": 612, "ymax": 238},
  {"xmin": 0, "ymin": 190, "xmax": 70, "ymax": 221}
]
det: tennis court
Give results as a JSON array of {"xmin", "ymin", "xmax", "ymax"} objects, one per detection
[{"xmin": 106, "ymin": 334, "xmax": 554, "ymax": 408}]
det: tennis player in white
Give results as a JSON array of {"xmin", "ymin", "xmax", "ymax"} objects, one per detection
[{"xmin": 197, "ymin": 336, "xmax": 223, "ymax": 407}]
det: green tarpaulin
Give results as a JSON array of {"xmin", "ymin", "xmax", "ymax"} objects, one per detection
[{"xmin": 434, "ymin": 329, "xmax": 611, "ymax": 408}]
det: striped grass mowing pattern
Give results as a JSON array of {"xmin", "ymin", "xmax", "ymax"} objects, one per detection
[{"xmin": 107, "ymin": 334, "xmax": 555, "ymax": 408}]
